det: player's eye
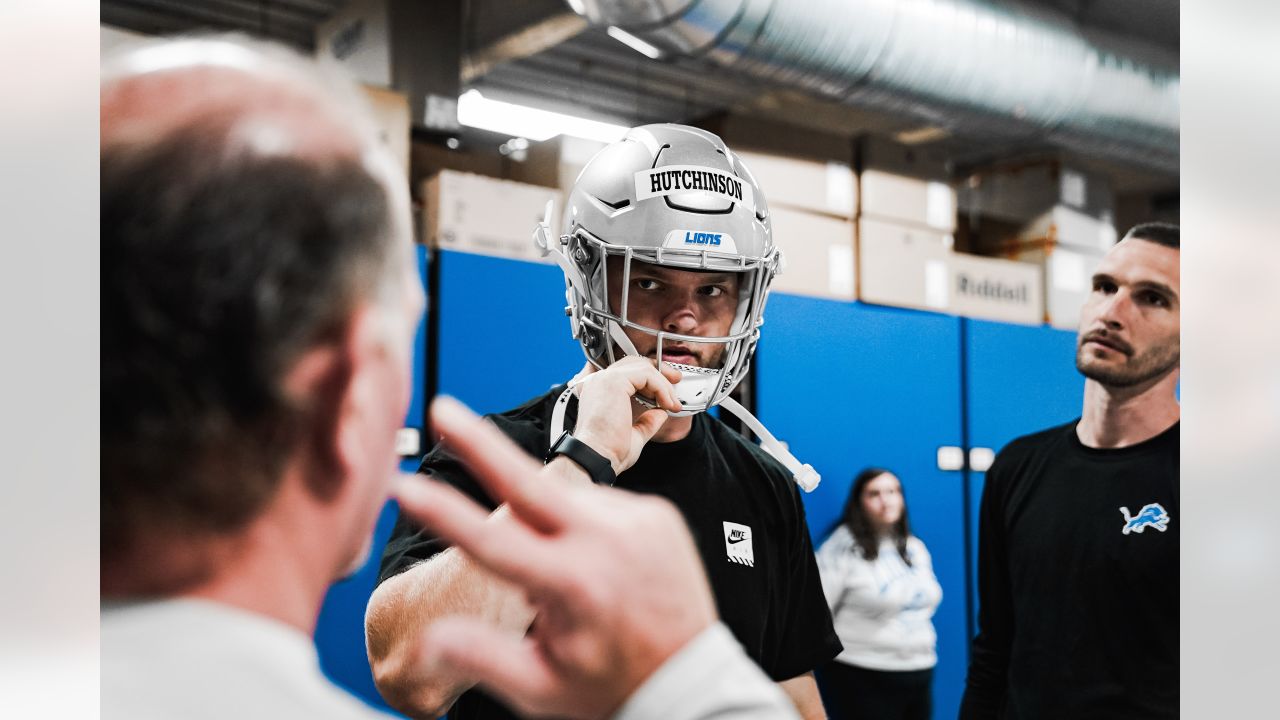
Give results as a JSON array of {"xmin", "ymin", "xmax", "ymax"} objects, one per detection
[{"xmin": 1139, "ymin": 290, "xmax": 1169, "ymax": 308}]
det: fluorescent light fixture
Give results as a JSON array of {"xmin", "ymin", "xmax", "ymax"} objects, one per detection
[
  {"xmin": 894, "ymin": 125, "xmax": 950, "ymax": 145},
  {"xmin": 457, "ymin": 89, "xmax": 628, "ymax": 144},
  {"xmin": 606, "ymin": 26, "xmax": 663, "ymax": 60}
]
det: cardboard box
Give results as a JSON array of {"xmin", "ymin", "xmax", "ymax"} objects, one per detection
[
  {"xmin": 957, "ymin": 161, "xmax": 1114, "ymax": 224},
  {"xmin": 857, "ymin": 217, "xmax": 953, "ymax": 311},
  {"xmin": 316, "ymin": 0, "xmax": 393, "ymax": 88},
  {"xmin": 362, "ymin": 85, "xmax": 410, "ymax": 176},
  {"xmin": 422, "ymin": 171, "xmax": 562, "ymax": 262},
  {"xmin": 947, "ymin": 252, "xmax": 1044, "ymax": 326},
  {"xmin": 735, "ymin": 151, "xmax": 856, "ymax": 218},
  {"xmin": 860, "ymin": 170, "xmax": 956, "ymax": 232},
  {"xmin": 1013, "ymin": 242, "xmax": 1106, "ymax": 330},
  {"xmin": 316, "ymin": 0, "xmax": 460, "ymax": 133},
  {"xmin": 860, "ymin": 134, "xmax": 952, "ymax": 179},
  {"xmin": 858, "ymin": 218, "xmax": 1044, "ymax": 325},
  {"xmin": 1019, "ymin": 204, "xmax": 1118, "ymax": 253},
  {"xmin": 768, "ymin": 207, "xmax": 857, "ymax": 300}
]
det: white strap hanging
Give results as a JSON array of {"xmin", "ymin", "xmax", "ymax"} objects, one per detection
[{"xmin": 547, "ymin": 381, "xmax": 820, "ymax": 493}]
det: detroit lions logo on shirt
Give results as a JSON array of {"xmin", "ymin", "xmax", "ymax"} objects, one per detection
[{"xmin": 1119, "ymin": 503, "xmax": 1170, "ymax": 535}]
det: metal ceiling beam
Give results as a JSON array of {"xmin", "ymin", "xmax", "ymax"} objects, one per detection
[{"xmin": 461, "ymin": 11, "xmax": 588, "ymax": 83}]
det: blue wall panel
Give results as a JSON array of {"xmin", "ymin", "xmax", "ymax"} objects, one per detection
[
  {"xmin": 436, "ymin": 250, "xmax": 583, "ymax": 414},
  {"xmin": 755, "ymin": 296, "xmax": 967, "ymax": 720},
  {"xmin": 403, "ymin": 244, "xmax": 429, "ymax": 430},
  {"xmin": 963, "ymin": 319, "xmax": 1082, "ymax": 636}
]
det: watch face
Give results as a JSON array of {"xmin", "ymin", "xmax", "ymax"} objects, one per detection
[{"xmin": 547, "ymin": 430, "xmax": 573, "ymax": 463}]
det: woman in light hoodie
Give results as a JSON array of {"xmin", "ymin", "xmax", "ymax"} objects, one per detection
[{"xmin": 816, "ymin": 467, "xmax": 942, "ymax": 720}]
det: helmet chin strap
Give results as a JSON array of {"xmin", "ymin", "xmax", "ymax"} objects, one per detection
[
  {"xmin": 549, "ymin": 326, "xmax": 821, "ymax": 492},
  {"xmin": 610, "ymin": 322, "xmax": 820, "ymax": 491},
  {"xmin": 546, "ymin": 381, "xmax": 820, "ymax": 493},
  {"xmin": 607, "ymin": 323, "xmax": 712, "ymax": 417},
  {"xmin": 717, "ymin": 397, "xmax": 821, "ymax": 493}
]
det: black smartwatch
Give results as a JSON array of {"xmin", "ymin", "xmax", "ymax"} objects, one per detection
[{"xmin": 546, "ymin": 430, "xmax": 616, "ymax": 486}]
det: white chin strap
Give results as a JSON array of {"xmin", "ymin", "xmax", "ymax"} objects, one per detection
[
  {"xmin": 547, "ymin": 377, "xmax": 821, "ymax": 494},
  {"xmin": 718, "ymin": 397, "xmax": 821, "ymax": 493}
]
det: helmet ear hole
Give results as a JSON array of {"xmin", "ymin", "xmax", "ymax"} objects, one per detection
[
  {"xmin": 582, "ymin": 327, "xmax": 602, "ymax": 355},
  {"xmin": 569, "ymin": 234, "xmax": 596, "ymax": 268}
]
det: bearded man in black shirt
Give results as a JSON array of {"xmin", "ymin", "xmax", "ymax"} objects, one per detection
[
  {"xmin": 961, "ymin": 222, "xmax": 1180, "ymax": 719},
  {"xmin": 365, "ymin": 124, "xmax": 840, "ymax": 720}
]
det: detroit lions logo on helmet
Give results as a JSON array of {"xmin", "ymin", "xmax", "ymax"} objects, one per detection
[{"xmin": 1119, "ymin": 503, "xmax": 1170, "ymax": 535}]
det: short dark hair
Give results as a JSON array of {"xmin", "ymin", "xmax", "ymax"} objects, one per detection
[
  {"xmin": 1123, "ymin": 222, "xmax": 1179, "ymax": 250},
  {"xmin": 102, "ymin": 125, "xmax": 396, "ymax": 562},
  {"xmin": 838, "ymin": 467, "xmax": 914, "ymax": 566}
]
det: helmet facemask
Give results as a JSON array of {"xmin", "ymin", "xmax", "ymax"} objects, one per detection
[{"xmin": 563, "ymin": 226, "xmax": 779, "ymax": 415}]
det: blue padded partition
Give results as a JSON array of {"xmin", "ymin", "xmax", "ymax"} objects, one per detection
[
  {"xmin": 755, "ymin": 296, "xmax": 966, "ymax": 720},
  {"xmin": 403, "ymin": 244, "xmax": 429, "ymax": 430},
  {"xmin": 436, "ymin": 250, "xmax": 583, "ymax": 415},
  {"xmin": 962, "ymin": 319, "xmax": 1083, "ymax": 637}
]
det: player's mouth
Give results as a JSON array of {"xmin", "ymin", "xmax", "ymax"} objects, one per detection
[
  {"xmin": 656, "ymin": 345, "xmax": 700, "ymax": 366},
  {"xmin": 1081, "ymin": 332, "xmax": 1131, "ymax": 356}
]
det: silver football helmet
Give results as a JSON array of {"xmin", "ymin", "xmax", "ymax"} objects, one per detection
[
  {"xmin": 535, "ymin": 124, "xmax": 819, "ymax": 492},
  {"xmin": 536, "ymin": 124, "xmax": 780, "ymax": 415}
]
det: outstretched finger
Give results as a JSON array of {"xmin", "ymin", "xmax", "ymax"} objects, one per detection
[
  {"xmin": 394, "ymin": 475, "xmax": 565, "ymax": 594},
  {"xmin": 422, "ymin": 618, "xmax": 563, "ymax": 719},
  {"xmin": 431, "ymin": 396, "xmax": 569, "ymax": 533}
]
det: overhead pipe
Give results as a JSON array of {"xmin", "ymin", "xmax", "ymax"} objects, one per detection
[{"xmin": 569, "ymin": 0, "xmax": 1179, "ymax": 173}]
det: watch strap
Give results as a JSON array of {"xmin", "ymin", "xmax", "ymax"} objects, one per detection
[{"xmin": 546, "ymin": 430, "xmax": 616, "ymax": 486}]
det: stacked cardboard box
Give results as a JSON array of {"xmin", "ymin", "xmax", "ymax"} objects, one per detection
[
  {"xmin": 853, "ymin": 140, "xmax": 1043, "ymax": 326},
  {"xmin": 954, "ymin": 160, "xmax": 1119, "ymax": 328},
  {"xmin": 421, "ymin": 171, "xmax": 562, "ymax": 263},
  {"xmin": 724, "ymin": 150, "xmax": 859, "ymax": 300},
  {"xmin": 361, "ymin": 85, "xmax": 410, "ymax": 176},
  {"xmin": 734, "ymin": 150, "xmax": 856, "ymax": 219},
  {"xmin": 768, "ymin": 207, "xmax": 857, "ymax": 300}
]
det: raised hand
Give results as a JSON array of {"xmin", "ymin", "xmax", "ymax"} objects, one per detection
[
  {"xmin": 395, "ymin": 396, "xmax": 717, "ymax": 720},
  {"xmin": 571, "ymin": 356, "xmax": 683, "ymax": 475}
]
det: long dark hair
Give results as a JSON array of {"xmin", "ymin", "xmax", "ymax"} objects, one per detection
[{"xmin": 840, "ymin": 467, "xmax": 913, "ymax": 566}]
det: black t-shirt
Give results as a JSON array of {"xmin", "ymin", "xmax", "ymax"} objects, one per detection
[
  {"xmin": 379, "ymin": 386, "xmax": 841, "ymax": 720},
  {"xmin": 960, "ymin": 420, "xmax": 1179, "ymax": 720}
]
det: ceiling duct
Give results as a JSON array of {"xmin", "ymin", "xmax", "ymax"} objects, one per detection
[{"xmin": 570, "ymin": 0, "xmax": 1179, "ymax": 174}]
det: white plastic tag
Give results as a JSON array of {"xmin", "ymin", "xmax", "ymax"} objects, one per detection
[{"xmin": 635, "ymin": 166, "xmax": 756, "ymax": 213}]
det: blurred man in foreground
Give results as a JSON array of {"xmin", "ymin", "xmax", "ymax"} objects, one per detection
[{"xmin": 102, "ymin": 33, "xmax": 424, "ymax": 719}]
